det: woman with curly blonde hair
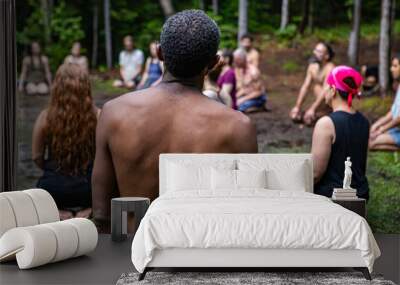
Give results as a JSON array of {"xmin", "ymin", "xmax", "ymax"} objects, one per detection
[{"xmin": 32, "ymin": 63, "xmax": 100, "ymax": 220}]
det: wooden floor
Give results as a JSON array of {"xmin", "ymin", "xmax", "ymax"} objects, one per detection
[{"xmin": 0, "ymin": 234, "xmax": 398, "ymax": 285}]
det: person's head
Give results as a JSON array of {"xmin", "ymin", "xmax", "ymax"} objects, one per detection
[
  {"xmin": 71, "ymin": 42, "xmax": 81, "ymax": 56},
  {"xmin": 30, "ymin": 41, "xmax": 41, "ymax": 56},
  {"xmin": 313, "ymin": 42, "xmax": 334, "ymax": 63},
  {"xmin": 233, "ymin": 48, "xmax": 247, "ymax": 68},
  {"xmin": 149, "ymin": 41, "xmax": 158, "ymax": 58},
  {"xmin": 240, "ymin": 34, "xmax": 254, "ymax": 52},
  {"xmin": 325, "ymin": 65, "xmax": 363, "ymax": 108},
  {"xmin": 221, "ymin": 49, "xmax": 233, "ymax": 67},
  {"xmin": 390, "ymin": 54, "xmax": 400, "ymax": 80},
  {"xmin": 159, "ymin": 9, "xmax": 220, "ymax": 79},
  {"xmin": 123, "ymin": 35, "xmax": 134, "ymax": 51},
  {"xmin": 46, "ymin": 64, "xmax": 96, "ymax": 175}
]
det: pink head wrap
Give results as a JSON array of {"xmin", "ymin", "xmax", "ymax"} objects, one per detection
[{"xmin": 326, "ymin": 65, "xmax": 363, "ymax": 107}]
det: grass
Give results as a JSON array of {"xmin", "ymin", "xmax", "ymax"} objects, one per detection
[
  {"xmin": 92, "ymin": 78, "xmax": 126, "ymax": 97},
  {"xmin": 269, "ymin": 147, "xmax": 400, "ymax": 234},
  {"xmin": 366, "ymin": 152, "xmax": 400, "ymax": 233}
]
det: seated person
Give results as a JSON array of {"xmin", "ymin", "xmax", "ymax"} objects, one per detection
[
  {"xmin": 369, "ymin": 54, "xmax": 400, "ymax": 151},
  {"xmin": 239, "ymin": 34, "xmax": 260, "ymax": 68},
  {"xmin": 290, "ymin": 42, "xmax": 335, "ymax": 126},
  {"xmin": 137, "ymin": 41, "xmax": 163, "ymax": 89},
  {"xmin": 64, "ymin": 42, "xmax": 89, "ymax": 72},
  {"xmin": 92, "ymin": 10, "xmax": 258, "ymax": 232},
  {"xmin": 113, "ymin": 35, "xmax": 144, "ymax": 89},
  {"xmin": 360, "ymin": 64, "xmax": 379, "ymax": 95},
  {"xmin": 32, "ymin": 64, "xmax": 101, "ymax": 220},
  {"xmin": 217, "ymin": 49, "xmax": 236, "ymax": 109},
  {"xmin": 18, "ymin": 41, "xmax": 52, "ymax": 95},
  {"xmin": 234, "ymin": 48, "xmax": 266, "ymax": 113},
  {"xmin": 203, "ymin": 63, "xmax": 223, "ymax": 103},
  {"xmin": 312, "ymin": 66, "xmax": 369, "ymax": 200}
]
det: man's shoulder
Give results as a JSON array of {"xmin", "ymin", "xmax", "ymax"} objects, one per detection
[{"xmin": 134, "ymin": 49, "xmax": 144, "ymax": 56}]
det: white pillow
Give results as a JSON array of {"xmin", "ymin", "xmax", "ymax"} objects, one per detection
[
  {"xmin": 237, "ymin": 169, "xmax": 267, "ymax": 188},
  {"xmin": 211, "ymin": 169, "xmax": 267, "ymax": 190},
  {"xmin": 211, "ymin": 168, "xmax": 236, "ymax": 190},
  {"xmin": 266, "ymin": 163, "xmax": 307, "ymax": 191},
  {"xmin": 166, "ymin": 160, "xmax": 236, "ymax": 192},
  {"xmin": 238, "ymin": 159, "xmax": 309, "ymax": 192}
]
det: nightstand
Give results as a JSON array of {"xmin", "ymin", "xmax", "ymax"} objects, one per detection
[
  {"xmin": 111, "ymin": 197, "xmax": 150, "ymax": 242},
  {"xmin": 331, "ymin": 198, "xmax": 366, "ymax": 218}
]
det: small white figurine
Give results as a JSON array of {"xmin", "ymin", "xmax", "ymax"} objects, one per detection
[{"xmin": 343, "ymin": 157, "xmax": 353, "ymax": 189}]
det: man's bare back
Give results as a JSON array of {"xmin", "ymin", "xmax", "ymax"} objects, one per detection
[{"xmin": 92, "ymin": 83, "xmax": 257, "ymax": 229}]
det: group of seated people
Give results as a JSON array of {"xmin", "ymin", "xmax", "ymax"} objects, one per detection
[
  {"xmin": 203, "ymin": 35, "xmax": 267, "ymax": 112},
  {"xmin": 29, "ymin": 10, "xmax": 399, "ymax": 230},
  {"xmin": 19, "ymin": 41, "xmax": 88, "ymax": 95},
  {"xmin": 19, "ymin": 37, "xmax": 164, "ymax": 95},
  {"xmin": 112, "ymin": 36, "xmax": 163, "ymax": 89},
  {"xmin": 290, "ymin": 41, "xmax": 400, "ymax": 153}
]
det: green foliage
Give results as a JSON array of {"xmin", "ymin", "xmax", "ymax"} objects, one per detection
[
  {"xmin": 48, "ymin": 1, "xmax": 85, "ymax": 70},
  {"xmin": 274, "ymin": 24, "xmax": 298, "ymax": 43},
  {"xmin": 282, "ymin": 60, "xmax": 300, "ymax": 73},
  {"xmin": 16, "ymin": 1, "xmax": 45, "ymax": 46},
  {"xmin": 367, "ymin": 152, "xmax": 400, "ymax": 233},
  {"xmin": 17, "ymin": 0, "xmax": 85, "ymax": 71}
]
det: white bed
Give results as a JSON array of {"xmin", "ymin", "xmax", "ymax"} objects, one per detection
[{"xmin": 131, "ymin": 154, "xmax": 380, "ymax": 280}]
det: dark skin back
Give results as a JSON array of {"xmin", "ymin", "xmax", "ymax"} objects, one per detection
[{"xmin": 92, "ymin": 52, "xmax": 258, "ymax": 232}]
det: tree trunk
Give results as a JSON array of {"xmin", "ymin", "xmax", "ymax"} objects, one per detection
[
  {"xmin": 92, "ymin": 0, "xmax": 99, "ymax": 69},
  {"xmin": 212, "ymin": 0, "xmax": 218, "ymax": 15},
  {"xmin": 238, "ymin": 0, "xmax": 248, "ymax": 43},
  {"xmin": 298, "ymin": 0, "xmax": 309, "ymax": 35},
  {"xmin": 379, "ymin": 0, "xmax": 392, "ymax": 95},
  {"xmin": 280, "ymin": 0, "xmax": 289, "ymax": 31},
  {"xmin": 199, "ymin": 0, "xmax": 205, "ymax": 10},
  {"xmin": 104, "ymin": 0, "xmax": 112, "ymax": 69},
  {"xmin": 40, "ymin": 0, "xmax": 51, "ymax": 44},
  {"xmin": 308, "ymin": 0, "xmax": 314, "ymax": 33},
  {"xmin": 348, "ymin": 0, "xmax": 361, "ymax": 67},
  {"xmin": 159, "ymin": 0, "xmax": 174, "ymax": 18}
]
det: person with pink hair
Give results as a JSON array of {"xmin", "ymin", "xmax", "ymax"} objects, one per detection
[{"xmin": 312, "ymin": 66, "xmax": 370, "ymax": 199}]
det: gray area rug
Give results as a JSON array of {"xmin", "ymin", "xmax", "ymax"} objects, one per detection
[{"xmin": 117, "ymin": 271, "xmax": 396, "ymax": 285}]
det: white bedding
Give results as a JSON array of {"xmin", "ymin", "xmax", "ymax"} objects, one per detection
[{"xmin": 131, "ymin": 190, "xmax": 380, "ymax": 273}]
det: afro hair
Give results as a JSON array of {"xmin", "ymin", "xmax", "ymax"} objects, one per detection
[{"xmin": 160, "ymin": 9, "xmax": 220, "ymax": 78}]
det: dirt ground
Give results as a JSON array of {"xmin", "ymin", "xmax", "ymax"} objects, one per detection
[{"xmin": 16, "ymin": 37, "xmax": 393, "ymax": 188}]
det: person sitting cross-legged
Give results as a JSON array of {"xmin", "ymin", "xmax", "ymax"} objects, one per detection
[
  {"xmin": 234, "ymin": 48, "xmax": 267, "ymax": 113},
  {"xmin": 290, "ymin": 42, "xmax": 335, "ymax": 126},
  {"xmin": 312, "ymin": 66, "xmax": 370, "ymax": 200},
  {"xmin": 33, "ymin": 64, "xmax": 101, "ymax": 220},
  {"xmin": 137, "ymin": 41, "xmax": 164, "ymax": 89},
  {"xmin": 18, "ymin": 41, "xmax": 52, "ymax": 96},
  {"xmin": 369, "ymin": 54, "xmax": 400, "ymax": 151},
  {"xmin": 113, "ymin": 35, "xmax": 144, "ymax": 89}
]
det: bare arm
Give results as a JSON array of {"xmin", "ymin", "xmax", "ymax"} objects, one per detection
[
  {"xmin": 92, "ymin": 103, "xmax": 119, "ymax": 233},
  {"xmin": 19, "ymin": 57, "xmax": 29, "ymax": 91},
  {"xmin": 295, "ymin": 66, "xmax": 313, "ymax": 108},
  {"xmin": 138, "ymin": 58, "xmax": 150, "ymax": 87},
  {"xmin": 42, "ymin": 56, "xmax": 52, "ymax": 85},
  {"xmin": 219, "ymin": 83, "xmax": 233, "ymax": 107},
  {"xmin": 32, "ymin": 110, "xmax": 48, "ymax": 169},
  {"xmin": 311, "ymin": 116, "xmax": 335, "ymax": 183},
  {"xmin": 371, "ymin": 111, "xmax": 393, "ymax": 132},
  {"xmin": 380, "ymin": 115, "xmax": 400, "ymax": 133}
]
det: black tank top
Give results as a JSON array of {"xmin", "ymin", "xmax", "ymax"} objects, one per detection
[{"xmin": 314, "ymin": 111, "xmax": 370, "ymax": 199}]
